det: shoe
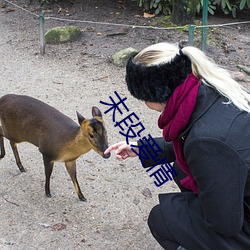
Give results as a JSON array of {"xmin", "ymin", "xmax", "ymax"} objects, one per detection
[{"xmin": 176, "ymin": 246, "xmax": 187, "ymax": 250}]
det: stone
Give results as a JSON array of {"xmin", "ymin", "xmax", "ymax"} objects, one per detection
[
  {"xmin": 45, "ymin": 26, "xmax": 82, "ymax": 44},
  {"xmin": 0, "ymin": 0, "xmax": 6, "ymax": 8},
  {"xmin": 112, "ymin": 47, "xmax": 138, "ymax": 67},
  {"xmin": 237, "ymin": 65, "xmax": 250, "ymax": 76},
  {"xmin": 231, "ymin": 71, "xmax": 247, "ymax": 82},
  {"xmin": 133, "ymin": 197, "xmax": 140, "ymax": 205},
  {"xmin": 141, "ymin": 187, "xmax": 152, "ymax": 198}
]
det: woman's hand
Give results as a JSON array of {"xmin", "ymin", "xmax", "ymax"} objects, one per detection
[{"xmin": 104, "ymin": 141, "xmax": 138, "ymax": 160}]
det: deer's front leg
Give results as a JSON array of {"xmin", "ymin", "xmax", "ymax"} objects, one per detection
[
  {"xmin": 43, "ymin": 155, "xmax": 54, "ymax": 198},
  {"xmin": 65, "ymin": 160, "xmax": 86, "ymax": 202}
]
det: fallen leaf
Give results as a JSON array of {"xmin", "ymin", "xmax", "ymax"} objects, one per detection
[
  {"xmin": 142, "ymin": 187, "xmax": 152, "ymax": 198},
  {"xmin": 51, "ymin": 223, "xmax": 67, "ymax": 231},
  {"xmin": 143, "ymin": 12, "xmax": 155, "ymax": 18}
]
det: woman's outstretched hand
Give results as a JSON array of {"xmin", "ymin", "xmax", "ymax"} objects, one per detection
[{"xmin": 104, "ymin": 141, "xmax": 139, "ymax": 160}]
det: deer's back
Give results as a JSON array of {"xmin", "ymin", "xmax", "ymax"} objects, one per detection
[{"xmin": 0, "ymin": 94, "xmax": 79, "ymax": 147}]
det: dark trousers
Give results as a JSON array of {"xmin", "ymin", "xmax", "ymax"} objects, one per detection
[
  {"xmin": 148, "ymin": 162, "xmax": 188, "ymax": 250},
  {"xmin": 148, "ymin": 162, "xmax": 250, "ymax": 250}
]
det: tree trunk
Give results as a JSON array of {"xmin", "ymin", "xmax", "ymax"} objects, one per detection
[{"xmin": 171, "ymin": 0, "xmax": 198, "ymax": 25}]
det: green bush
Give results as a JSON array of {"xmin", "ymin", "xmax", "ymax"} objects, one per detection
[
  {"xmin": 135, "ymin": 0, "xmax": 250, "ymax": 17},
  {"xmin": 196, "ymin": 0, "xmax": 216, "ymax": 15},
  {"xmin": 135, "ymin": 0, "xmax": 172, "ymax": 15},
  {"xmin": 212, "ymin": 0, "xmax": 250, "ymax": 17}
]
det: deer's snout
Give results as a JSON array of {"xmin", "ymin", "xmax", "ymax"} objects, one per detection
[{"xmin": 102, "ymin": 152, "xmax": 111, "ymax": 159}]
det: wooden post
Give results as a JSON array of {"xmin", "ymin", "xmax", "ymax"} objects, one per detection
[
  {"xmin": 39, "ymin": 11, "xmax": 45, "ymax": 55},
  {"xmin": 202, "ymin": 0, "xmax": 208, "ymax": 51},
  {"xmin": 188, "ymin": 25, "xmax": 195, "ymax": 46}
]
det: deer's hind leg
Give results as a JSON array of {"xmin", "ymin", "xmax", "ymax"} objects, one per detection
[
  {"xmin": 65, "ymin": 161, "xmax": 86, "ymax": 202},
  {"xmin": 0, "ymin": 126, "xmax": 5, "ymax": 159},
  {"xmin": 10, "ymin": 141, "xmax": 26, "ymax": 172}
]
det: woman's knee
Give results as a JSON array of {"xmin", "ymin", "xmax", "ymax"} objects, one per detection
[
  {"xmin": 148, "ymin": 204, "xmax": 168, "ymax": 240},
  {"xmin": 148, "ymin": 204, "xmax": 179, "ymax": 250},
  {"xmin": 148, "ymin": 204, "xmax": 161, "ymax": 231}
]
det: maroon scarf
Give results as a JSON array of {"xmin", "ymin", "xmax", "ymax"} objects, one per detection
[{"xmin": 158, "ymin": 73, "xmax": 200, "ymax": 194}]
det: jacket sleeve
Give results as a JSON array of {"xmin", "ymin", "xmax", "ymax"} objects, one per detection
[
  {"xmin": 137, "ymin": 137, "xmax": 176, "ymax": 168},
  {"xmin": 185, "ymin": 136, "xmax": 248, "ymax": 237}
]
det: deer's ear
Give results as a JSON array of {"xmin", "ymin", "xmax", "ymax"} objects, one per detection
[
  {"xmin": 76, "ymin": 111, "xmax": 85, "ymax": 125},
  {"xmin": 92, "ymin": 106, "xmax": 102, "ymax": 118}
]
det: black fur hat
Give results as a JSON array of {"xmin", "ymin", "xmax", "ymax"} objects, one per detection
[{"xmin": 125, "ymin": 52, "xmax": 192, "ymax": 103}]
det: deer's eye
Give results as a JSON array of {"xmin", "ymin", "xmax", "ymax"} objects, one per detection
[{"xmin": 89, "ymin": 133, "xmax": 94, "ymax": 139}]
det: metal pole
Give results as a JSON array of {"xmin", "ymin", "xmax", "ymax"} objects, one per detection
[
  {"xmin": 39, "ymin": 11, "xmax": 45, "ymax": 55},
  {"xmin": 188, "ymin": 25, "xmax": 195, "ymax": 46},
  {"xmin": 202, "ymin": 0, "xmax": 208, "ymax": 51}
]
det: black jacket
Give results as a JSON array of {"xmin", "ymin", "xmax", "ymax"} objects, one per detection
[{"xmin": 139, "ymin": 84, "xmax": 250, "ymax": 249}]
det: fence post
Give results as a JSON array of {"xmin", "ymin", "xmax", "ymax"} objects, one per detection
[
  {"xmin": 39, "ymin": 11, "xmax": 45, "ymax": 55},
  {"xmin": 188, "ymin": 25, "xmax": 195, "ymax": 46},
  {"xmin": 201, "ymin": 0, "xmax": 208, "ymax": 51}
]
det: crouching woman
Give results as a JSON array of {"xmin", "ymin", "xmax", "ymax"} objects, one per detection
[{"xmin": 105, "ymin": 42, "xmax": 250, "ymax": 250}]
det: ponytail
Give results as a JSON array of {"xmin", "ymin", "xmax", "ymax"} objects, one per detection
[{"xmin": 182, "ymin": 46, "xmax": 250, "ymax": 112}]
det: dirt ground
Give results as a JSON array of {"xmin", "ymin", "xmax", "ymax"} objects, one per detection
[{"xmin": 0, "ymin": 0, "xmax": 249, "ymax": 249}]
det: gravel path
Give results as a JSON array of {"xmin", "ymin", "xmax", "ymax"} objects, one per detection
[
  {"xmin": 0, "ymin": 4, "xmax": 179, "ymax": 250},
  {"xmin": 0, "ymin": 1, "xmax": 249, "ymax": 249}
]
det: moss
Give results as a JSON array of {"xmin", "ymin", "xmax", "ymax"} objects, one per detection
[
  {"xmin": 152, "ymin": 15, "xmax": 197, "ymax": 32},
  {"xmin": 112, "ymin": 48, "xmax": 138, "ymax": 67},
  {"xmin": 152, "ymin": 16, "xmax": 172, "ymax": 27},
  {"xmin": 45, "ymin": 26, "xmax": 82, "ymax": 44}
]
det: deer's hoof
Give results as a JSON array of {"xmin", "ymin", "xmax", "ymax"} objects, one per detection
[
  {"xmin": 79, "ymin": 196, "xmax": 87, "ymax": 202},
  {"xmin": 46, "ymin": 193, "xmax": 52, "ymax": 198}
]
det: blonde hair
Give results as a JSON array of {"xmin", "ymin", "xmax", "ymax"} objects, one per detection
[{"xmin": 134, "ymin": 42, "xmax": 250, "ymax": 113}]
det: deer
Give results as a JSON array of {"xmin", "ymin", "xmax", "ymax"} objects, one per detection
[{"xmin": 0, "ymin": 94, "xmax": 111, "ymax": 202}]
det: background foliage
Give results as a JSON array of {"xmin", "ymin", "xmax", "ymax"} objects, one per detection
[
  {"xmin": 135, "ymin": 0, "xmax": 250, "ymax": 17},
  {"xmin": 135, "ymin": 0, "xmax": 172, "ymax": 15},
  {"xmin": 38, "ymin": 0, "xmax": 250, "ymax": 18}
]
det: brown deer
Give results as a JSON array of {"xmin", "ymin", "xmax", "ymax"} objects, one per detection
[{"xmin": 0, "ymin": 94, "xmax": 110, "ymax": 201}]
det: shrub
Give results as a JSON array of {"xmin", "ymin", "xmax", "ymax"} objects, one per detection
[
  {"xmin": 135, "ymin": 0, "xmax": 172, "ymax": 15},
  {"xmin": 135, "ymin": 0, "xmax": 250, "ymax": 18}
]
